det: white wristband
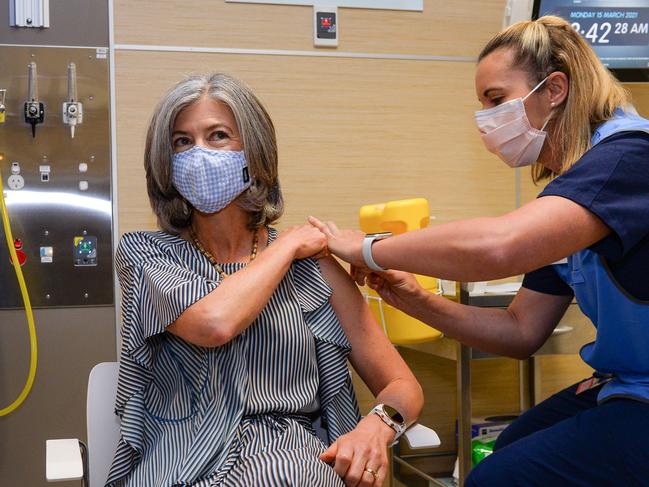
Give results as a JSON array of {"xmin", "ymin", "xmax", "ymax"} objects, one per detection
[{"xmin": 362, "ymin": 233, "xmax": 391, "ymax": 271}]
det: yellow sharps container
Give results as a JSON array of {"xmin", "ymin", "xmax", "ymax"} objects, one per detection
[{"xmin": 359, "ymin": 198, "xmax": 442, "ymax": 344}]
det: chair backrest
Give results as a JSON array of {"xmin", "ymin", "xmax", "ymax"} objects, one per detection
[{"xmin": 87, "ymin": 362, "xmax": 121, "ymax": 487}]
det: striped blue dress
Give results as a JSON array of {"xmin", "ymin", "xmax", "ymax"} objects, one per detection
[{"xmin": 106, "ymin": 229, "xmax": 360, "ymax": 486}]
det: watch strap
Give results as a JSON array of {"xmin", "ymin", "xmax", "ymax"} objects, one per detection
[
  {"xmin": 370, "ymin": 403, "xmax": 406, "ymax": 441},
  {"xmin": 362, "ymin": 234, "xmax": 389, "ymax": 271}
]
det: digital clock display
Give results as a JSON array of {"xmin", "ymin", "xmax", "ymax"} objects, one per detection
[{"xmin": 535, "ymin": 1, "xmax": 649, "ymax": 70}]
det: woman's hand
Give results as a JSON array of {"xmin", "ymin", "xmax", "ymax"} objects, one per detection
[
  {"xmin": 319, "ymin": 414, "xmax": 395, "ymax": 486},
  {"xmin": 275, "ymin": 224, "xmax": 328, "ymax": 260},
  {"xmin": 308, "ymin": 216, "xmax": 366, "ymax": 267}
]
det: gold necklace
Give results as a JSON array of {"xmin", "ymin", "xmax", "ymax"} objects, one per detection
[{"xmin": 189, "ymin": 228, "xmax": 259, "ymax": 277}]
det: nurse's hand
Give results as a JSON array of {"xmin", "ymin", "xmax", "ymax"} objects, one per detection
[
  {"xmin": 319, "ymin": 413, "xmax": 394, "ymax": 486},
  {"xmin": 308, "ymin": 216, "xmax": 366, "ymax": 268},
  {"xmin": 365, "ymin": 269, "xmax": 425, "ymax": 311}
]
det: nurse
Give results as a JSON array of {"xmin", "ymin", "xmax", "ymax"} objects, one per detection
[{"xmin": 310, "ymin": 15, "xmax": 649, "ymax": 486}]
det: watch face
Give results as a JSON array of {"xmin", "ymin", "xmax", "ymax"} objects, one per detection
[{"xmin": 384, "ymin": 405, "xmax": 404, "ymax": 425}]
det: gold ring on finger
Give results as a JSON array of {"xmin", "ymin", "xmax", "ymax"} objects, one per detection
[{"xmin": 364, "ymin": 467, "xmax": 379, "ymax": 482}]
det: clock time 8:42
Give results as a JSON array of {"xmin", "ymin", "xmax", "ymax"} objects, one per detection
[{"xmin": 571, "ymin": 21, "xmax": 649, "ymax": 44}]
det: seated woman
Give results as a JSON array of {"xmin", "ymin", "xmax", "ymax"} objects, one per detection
[{"xmin": 106, "ymin": 73, "xmax": 423, "ymax": 487}]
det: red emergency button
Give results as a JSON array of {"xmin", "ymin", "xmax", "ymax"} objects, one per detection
[{"xmin": 10, "ymin": 238, "xmax": 27, "ymax": 266}]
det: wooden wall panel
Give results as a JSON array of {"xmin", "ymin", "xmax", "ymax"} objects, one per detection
[
  {"xmin": 114, "ymin": 0, "xmax": 505, "ymax": 57},
  {"xmin": 116, "ymin": 51, "xmax": 515, "ymax": 234},
  {"xmin": 627, "ymin": 84, "xmax": 649, "ymax": 111}
]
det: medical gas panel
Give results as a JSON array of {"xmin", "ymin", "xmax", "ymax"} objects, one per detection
[{"xmin": 0, "ymin": 45, "xmax": 113, "ymax": 308}]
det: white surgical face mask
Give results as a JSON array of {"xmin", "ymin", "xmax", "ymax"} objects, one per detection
[
  {"xmin": 475, "ymin": 76, "xmax": 551, "ymax": 168},
  {"xmin": 172, "ymin": 146, "xmax": 251, "ymax": 214}
]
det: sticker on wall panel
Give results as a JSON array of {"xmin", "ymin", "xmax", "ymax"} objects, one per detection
[
  {"xmin": 40, "ymin": 246, "xmax": 53, "ymax": 263},
  {"xmin": 73, "ymin": 236, "xmax": 97, "ymax": 266}
]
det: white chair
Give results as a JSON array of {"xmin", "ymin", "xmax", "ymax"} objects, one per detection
[
  {"xmin": 46, "ymin": 362, "xmax": 120, "ymax": 486},
  {"xmin": 46, "ymin": 362, "xmax": 439, "ymax": 486}
]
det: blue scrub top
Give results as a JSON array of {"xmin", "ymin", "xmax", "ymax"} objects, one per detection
[{"xmin": 523, "ymin": 108, "xmax": 649, "ymax": 403}]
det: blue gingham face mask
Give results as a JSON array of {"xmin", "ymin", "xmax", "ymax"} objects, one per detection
[{"xmin": 172, "ymin": 146, "xmax": 251, "ymax": 214}]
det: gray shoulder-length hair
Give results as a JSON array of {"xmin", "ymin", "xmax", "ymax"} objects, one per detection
[{"xmin": 144, "ymin": 72, "xmax": 284, "ymax": 234}]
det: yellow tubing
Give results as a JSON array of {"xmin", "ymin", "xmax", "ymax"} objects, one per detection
[{"xmin": 0, "ymin": 165, "xmax": 38, "ymax": 416}]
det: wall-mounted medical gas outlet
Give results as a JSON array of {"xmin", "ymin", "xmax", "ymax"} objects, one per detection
[
  {"xmin": 314, "ymin": 6, "xmax": 338, "ymax": 47},
  {"xmin": 73, "ymin": 235, "xmax": 97, "ymax": 266},
  {"xmin": 0, "ymin": 46, "xmax": 113, "ymax": 309},
  {"xmin": 10, "ymin": 238, "xmax": 27, "ymax": 266},
  {"xmin": 62, "ymin": 63, "xmax": 83, "ymax": 138},
  {"xmin": 24, "ymin": 62, "xmax": 44, "ymax": 138},
  {"xmin": 0, "ymin": 89, "xmax": 6, "ymax": 124}
]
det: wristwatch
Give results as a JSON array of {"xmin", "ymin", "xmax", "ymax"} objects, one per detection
[
  {"xmin": 362, "ymin": 232, "xmax": 392, "ymax": 271},
  {"xmin": 369, "ymin": 403, "xmax": 406, "ymax": 441}
]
